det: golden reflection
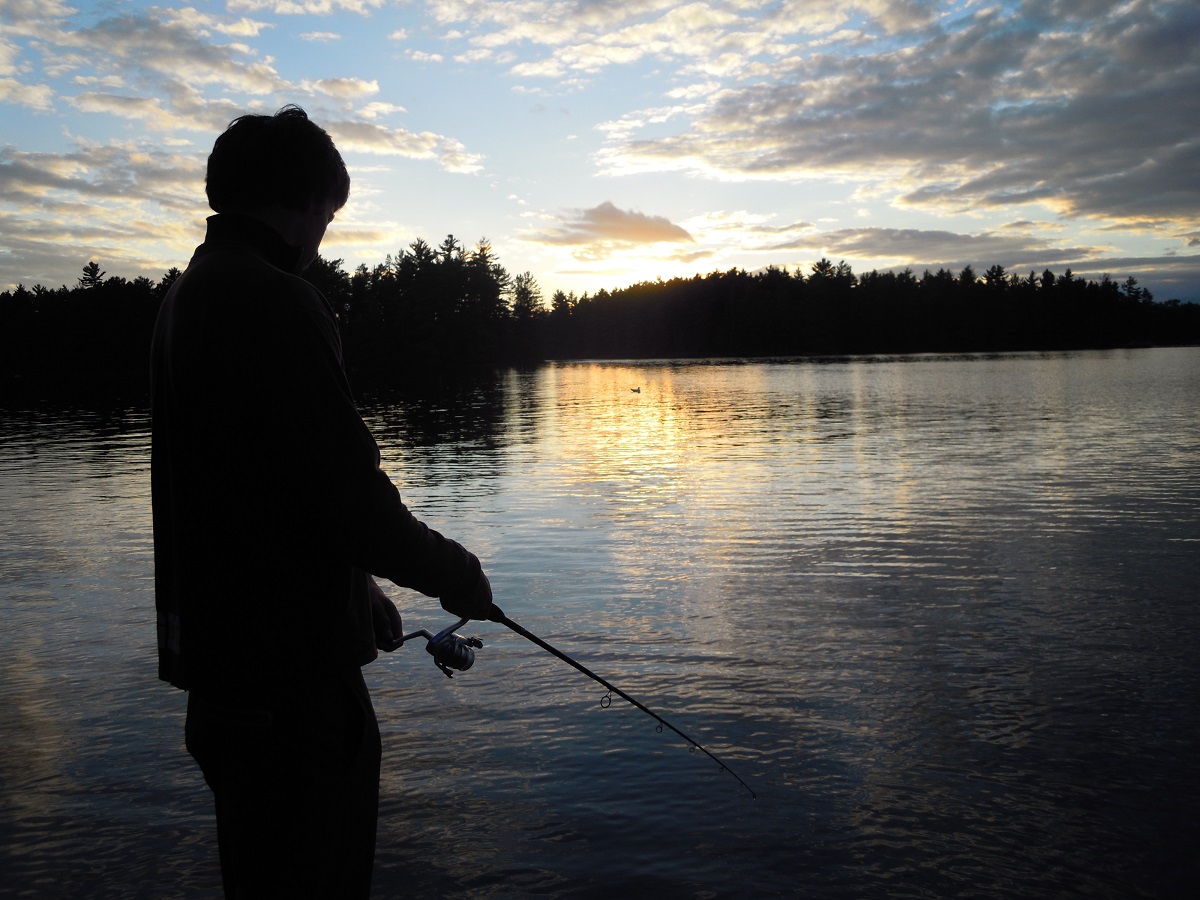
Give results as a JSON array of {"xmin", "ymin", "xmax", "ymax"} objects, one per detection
[
  {"xmin": 535, "ymin": 362, "xmax": 780, "ymax": 651},
  {"xmin": 546, "ymin": 363, "xmax": 689, "ymax": 490}
]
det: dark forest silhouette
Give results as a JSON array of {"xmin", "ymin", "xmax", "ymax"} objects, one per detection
[{"xmin": 3, "ymin": 234, "xmax": 1198, "ymax": 397}]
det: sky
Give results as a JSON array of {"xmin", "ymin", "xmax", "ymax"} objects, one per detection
[{"xmin": 1, "ymin": 0, "xmax": 1198, "ymax": 304}]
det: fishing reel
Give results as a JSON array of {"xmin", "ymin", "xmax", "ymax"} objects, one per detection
[{"xmin": 393, "ymin": 617, "xmax": 483, "ymax": 678}]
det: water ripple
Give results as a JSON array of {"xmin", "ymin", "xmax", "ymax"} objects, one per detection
[{"xmin": 3, "ymin": 350, "xmax": 1199, "ymax": 897}]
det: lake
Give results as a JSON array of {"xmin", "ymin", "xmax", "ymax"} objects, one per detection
[{"xmin": 1, "ymin": 348, "xmax": 1198, "ymax": 898}]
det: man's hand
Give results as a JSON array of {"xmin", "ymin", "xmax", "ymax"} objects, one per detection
[
  {"xmin": 368, "ymin": 577, "xmax": 404, "ymax": 651},
  {"xmin": 440, "ymin": 569, "xmax": 494, "ymax": 620}
]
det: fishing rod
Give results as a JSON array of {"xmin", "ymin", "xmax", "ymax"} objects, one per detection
[{"xmin": 393, "ymin": 606, "xmax": 756, "ymax": 799}]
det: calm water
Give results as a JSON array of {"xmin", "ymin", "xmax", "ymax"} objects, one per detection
[{"xmin": 2, "ymin": 348, "xmax": 1199, "ymax": 898}]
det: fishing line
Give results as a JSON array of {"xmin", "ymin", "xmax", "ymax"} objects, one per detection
[
  {"xmin": 394, "ymin": 607, "xmax": 756, "ymax": 799},
  {"xmin": 491, "ymin": 608, "xmax": 756, "ymax": 799}
]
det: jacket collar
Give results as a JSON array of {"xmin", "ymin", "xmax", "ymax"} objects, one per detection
[{"xmin": 201, "ymin": 213, "xmax": 304, "ymax": 274}]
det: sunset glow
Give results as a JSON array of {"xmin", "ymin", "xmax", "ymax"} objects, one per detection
[{"xmin": 1, "ymin": 1, "xmax": 1197, "ymax": 302}]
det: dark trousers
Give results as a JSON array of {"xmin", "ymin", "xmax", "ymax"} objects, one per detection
[{"xmin": 186, "ymin": 668, "xmax": 381, "ymax": 899}]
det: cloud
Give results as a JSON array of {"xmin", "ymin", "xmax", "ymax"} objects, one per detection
[
  {"xmin": 218, "ymin": 18, "xmax": 274, "ymax": 38},
  {"xmin": 358, "ymin": 101, "xmax": 406, "ymax": 119},
  {"xmin": 226, "ymin": 0, "xmax": 385, "ymax": 14},
  {"xmin": 678, "ymin": 210, "xmax": 816, "ymax": 253},
  {"xmin": 1, "ymin": 28, "xmax": 53, "ymax": 110},
  {"xmin": 426, "ymin": 0, "xmax": 938, "ymax": 81},
  {"xmin": 69, "ymin": 92, "xmax": 185, "ymax": 131},
  {"xmin": 528, "ymin": 201, "xmax": 695, "ymax": 260},
  {"xmin": 326, "ymin": 120, "xmax": 484, "ymax": 173},
  {"xmin": 455, "ymin": 0, "xmax": 747, "ymax": 79},
  {"xmin": 0, "ymin": 76, "xmax": 54, "ymax": 110},
  {"xmin": 0, "ymin": 217, "xmax": 202, "ymax": 289},
  {"xmin": 0, "ymin": 142, "xmax": 204, "ymax": 209},
  {"xmin": 61, "ymin": 10, "xmax": 291, "ymax": 101},
  {"xmin": 159, "ymin": 9, "xmax": 272, "ymax": 39},
  {"xmin": 674, "ymin": 214, "xmax": 1112, "ymax": 278},
  {"xmin": 1083, "ymin": 254, "xmax": 1200, "ymax": 302},
  {"xmin": 300, "ymin": 32, "xmax": 342, "ymax": 43},
  {"xmin": 592, "ymin": 1, "xmax": 1200, "ymax": 232},
  {"xmin": 712, "ymin": 222, "xmax": 1200, "ymax": 301},
  {"xmin": 667, "ymin": 247, "xmax": 717, "ymax": 265},
  {"xmin": 0, "ymin": 140, "xmax": 210, "ymax": 288},
  {"xmin": 0, "ymin": 0, "xmax": 76, "ymax": 38},
  {"xmin": 1, "ymin": 36, "xmax": 21, "ymax": 75},
  {"xmin": 657, "ymin": 207, "xmax": 1192, "ymax": 288},
  {"xmin": 783, "ymin": 226, "xmax": 1101, "ymax": 270},
  {"xmin": 666, "ymin": 81, "xmax": 721, "ymax": 101},
  {"xmin": 307, "ymin": 77, "xmax": 380, "ymax": 99}
]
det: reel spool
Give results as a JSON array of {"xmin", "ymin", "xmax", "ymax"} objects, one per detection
[{"xmin": 394, "ymin": 617, "xmax": 483, "ymax": 678}]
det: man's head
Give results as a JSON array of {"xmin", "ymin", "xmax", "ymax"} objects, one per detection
[
  {"xmin": 205, "ymin": 106, "xmax": 349, "ymax": 270},
  {"xmin": 206, "ymin": 105, "xmax": 349, "ymax": 216}
]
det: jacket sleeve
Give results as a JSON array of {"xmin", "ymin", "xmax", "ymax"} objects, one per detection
[{"xmin": 240, "ymin": 272, "xmax": 486, "ymax": 603}]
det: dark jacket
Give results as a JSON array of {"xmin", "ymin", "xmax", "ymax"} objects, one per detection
[{"xmin": 150, "ymin": 213, "xmax": 483, "ymax": 692}]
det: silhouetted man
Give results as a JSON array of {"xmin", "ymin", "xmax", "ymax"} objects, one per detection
[{"xmin": 150, "ymin": 105, "xmax": 494, "ymax": 898}]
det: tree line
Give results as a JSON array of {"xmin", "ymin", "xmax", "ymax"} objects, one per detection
[
  {"xmin": 549, "ymin": 261, "xmax": 1200, "ymax": 360},
  {"xmin": 2, "ymin": 237, "xmax": 1198, "ymax": 397}
]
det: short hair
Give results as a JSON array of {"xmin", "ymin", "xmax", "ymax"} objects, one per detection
[{"xmin": 205, "ymin": 105, "xmax": 350, "ymax": 214}]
